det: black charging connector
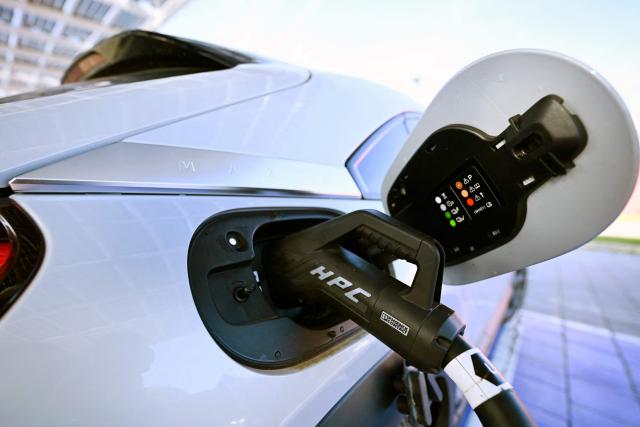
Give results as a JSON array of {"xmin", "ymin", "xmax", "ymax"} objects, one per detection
[
  {"xmin": 264, "ymin": 209, "xmax": 536, "ymax": 427},
  {"xmin": 264, "ymin": 209, "xmax": 465, "ymax": 373}
]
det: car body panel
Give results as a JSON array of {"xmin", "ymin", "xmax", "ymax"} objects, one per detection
[
  {"xmin": 0, "ymin": 194, "xmax": 511, "ymax": 426},
  {"xmin": 9, "ymin": 142, "xmax": 361, "ymax": 198},
  {"xmin": 0, "ymin": 63, "xmax": 309, "ymax": 187},
  {"xmin": 124, "ymin": 71, "xmax": 422, "ymax": 167},
  {"xmin": 1, "ymin": 53, "xmax": 511, "ymax": 426}
]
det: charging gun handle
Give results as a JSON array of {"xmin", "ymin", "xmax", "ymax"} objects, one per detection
[{"xmin": 265, "ymin": 209, "xmax": 535, "ymax": 426}]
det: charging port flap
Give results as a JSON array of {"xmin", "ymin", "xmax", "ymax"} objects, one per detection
[{"xmin": 382, "ymin": 50, "xmax": 639, "ymax": 285}]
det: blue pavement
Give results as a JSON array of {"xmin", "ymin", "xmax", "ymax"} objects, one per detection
[{"xmin": 512, "ymin": 245, "xmax": 640, "ymax": 427}]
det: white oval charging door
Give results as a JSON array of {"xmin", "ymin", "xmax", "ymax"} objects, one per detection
[{"xmin": 382, "ymin": 50, "xmax": 639, "ymax": 285}]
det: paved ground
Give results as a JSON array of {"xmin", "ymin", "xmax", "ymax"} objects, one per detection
[
  {"xmin": 513, "ymin": 246, "xmax": 640, "ymax": 426},
  {"xmin": 465, "ymin": 244, "xmax": 640, "ymax": 427}
]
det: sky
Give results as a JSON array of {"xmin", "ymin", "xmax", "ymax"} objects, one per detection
[{"xmin": 161, "ymin": 0, "xmax": 640, "ymax": 214}]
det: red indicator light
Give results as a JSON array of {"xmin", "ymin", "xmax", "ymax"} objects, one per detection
[
  {"xmin": 0, "ymin": 241, "xmax": 13, "ymax": 279},
  {"xmin": 466, "ymin": 198, "xmax": 474, "ymax": 206}
]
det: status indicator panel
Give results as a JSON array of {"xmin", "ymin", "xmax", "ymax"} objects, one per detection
[
  {"xmin": 388, "ymin": 95, "xmax": 587, "ymax": 265},
  {"xmin": 432, "ymin": 166, "xmax": 500, "ymax": 229}
]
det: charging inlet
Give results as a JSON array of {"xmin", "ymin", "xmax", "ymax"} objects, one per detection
[{"xmin": 187, "ymin": 208, "xmax": 366, "ymax": 369}]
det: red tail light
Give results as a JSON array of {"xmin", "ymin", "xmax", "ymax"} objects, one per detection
[
  {"xmin": 0, "ymin": 200, "xmax": 44, "ymax": 317},
  {"xmin": 0, "ymin": 241, "xmax": 13, "ymax": 279}
]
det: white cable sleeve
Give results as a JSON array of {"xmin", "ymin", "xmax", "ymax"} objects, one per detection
[{"xmin": 443, "ymin": 347, "xmax": 513, "ymax": 409}]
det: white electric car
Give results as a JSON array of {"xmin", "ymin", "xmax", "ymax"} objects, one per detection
[{"xmin": 0, "ymin": 31, "xmax": 514, "ymax": 426}]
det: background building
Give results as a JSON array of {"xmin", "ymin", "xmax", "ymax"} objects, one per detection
[{"xmin": 0, "ymin": 0, "xmax": 189, "ymax": 97}]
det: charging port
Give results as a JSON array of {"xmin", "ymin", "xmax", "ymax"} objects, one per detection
[{"xmin": 188, "ymin": 208, "xmax": 364, "ymax": 369}]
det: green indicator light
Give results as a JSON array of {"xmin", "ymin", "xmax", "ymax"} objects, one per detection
[
  {"xmin": 445, "ymin": 212, "xmax": 452, "ymax": 219},
  {"xmin": 449, "ymin": 219, "xmax": 457, "ymax": 227}
]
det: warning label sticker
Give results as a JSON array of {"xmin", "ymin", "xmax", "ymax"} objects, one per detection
[{"xmin": 380, "ymin": 311, "xmax": 410, "ymax": 336}]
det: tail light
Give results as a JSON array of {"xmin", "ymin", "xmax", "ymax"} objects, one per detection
[
  {"xmin": 0, "ymin": 200, "xmax": 44, "ymax": 318},
  {"xmin": 0, "ymin": 240, "xmax": 14, "ymax": 279}
]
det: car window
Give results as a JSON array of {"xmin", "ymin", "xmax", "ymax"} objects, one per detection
[{"xmin": 347, "ymin": 112, "xmax": 421, "ymax": 199}]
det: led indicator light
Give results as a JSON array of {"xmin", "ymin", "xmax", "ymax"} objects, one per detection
[
  {"xmin": 435, "ymin": 196, "xmax": 442, "ymax": 204},
  {"xmin": 440, "ymin": 204, "xmax": 447, "ymax": 211},
  {"xmin": 449, "ymin": 219, "xmax": 457, "ymax": 227},
  {"xmin": 461, "ymin": 189, "xmax": 469, "ymax": 198},
  {"xmin": 466, "ymin": 198, "xmax": 474, "ymax": 206},
  {"xmin": 445, "ymin": 212, "xmax": 452, "ymax": 219},
  {"xmin": 455, "ymin": 181, "xmax": 463, "ymax": 190}
]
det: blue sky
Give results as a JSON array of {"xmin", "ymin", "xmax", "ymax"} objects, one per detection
[{"xmin": 161, "ymin": 0, "xmax": 639, "ymax": 119}]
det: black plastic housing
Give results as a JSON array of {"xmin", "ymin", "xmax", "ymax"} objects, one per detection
[
  {"xmin": 264, "ymin": 210, "xmax": 465, "ymax": 373},
  {"xmin": 387, "ymin": 95, "xmax": 587, "ymax": 265},
  {"xmin": 187, "ymin": 208, "xmax": 361, "ymax": 369},
  {"xmin": 62, "ymin": 30, "xmax": 256, "ymax": 84}
]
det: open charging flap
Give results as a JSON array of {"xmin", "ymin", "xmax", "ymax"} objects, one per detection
[{"xmin": 382, "ymin": 50, "xmax": 639, "ymax": 284}]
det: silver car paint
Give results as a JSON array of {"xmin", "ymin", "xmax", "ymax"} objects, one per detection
[
  {"xmin": 10, "ymin": 142, "xmax": 361, "ymax": 198},
  {"xmin": 0, "ymin": 194, "xmax": 511, "ymax": 426},
  {"xmin": 0, "ymin": 63, "xmax": 309, "ymax": 187},
  {"xmin": 1, "ymin": 61, "xmax": 511, "ymax": 426}
]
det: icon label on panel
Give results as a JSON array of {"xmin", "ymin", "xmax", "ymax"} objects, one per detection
[
  {"xmin": 434, "ymin": 166, "xmax": 500, "ymax": 229},
  {"xmin": 473, "ymin": 206, "xmax": 484, "ymax": 215},
  {"xmin": 488, "ymin": 229, "xmax": 501, "ymax": 239},
  {"xmin": 446, "ymin": 166, "xmax": 501, "ymax": 219}
]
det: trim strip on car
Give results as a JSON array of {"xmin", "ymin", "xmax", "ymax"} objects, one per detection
[{"xmin": 10, "ymin": 142, "xmax": 362, "ymax": 199}]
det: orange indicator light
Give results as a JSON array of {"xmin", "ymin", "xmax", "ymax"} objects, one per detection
[{"xmin": 455, "ymin": 181, "xmax": 463, "ymax": 190}]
